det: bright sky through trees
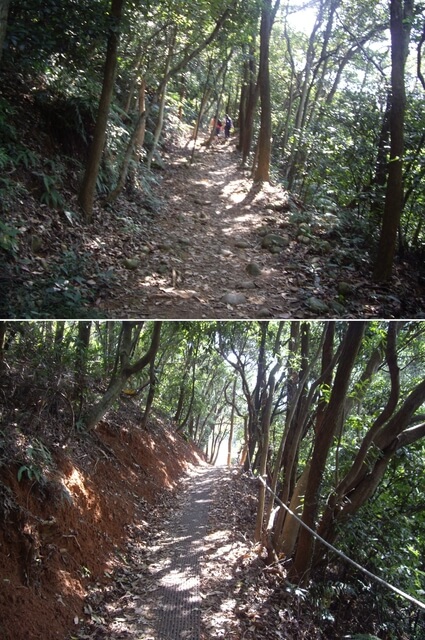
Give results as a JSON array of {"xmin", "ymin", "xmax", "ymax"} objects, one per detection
[{"xmin": 284, "ymin": 3, "xmax": 317, "ymax": 33}]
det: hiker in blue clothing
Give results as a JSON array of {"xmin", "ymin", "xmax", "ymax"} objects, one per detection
[{"xmin": 224, "ymin": 114, "xmax": 232, "ymax": 138}]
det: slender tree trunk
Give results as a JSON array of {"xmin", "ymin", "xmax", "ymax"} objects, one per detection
[
  {"xmin": 141, "ymin": 339, "xmax": 161, "ymax": 429},
  {"xmin": 273, "ymin": 322, "xmax": 333, "ymax": 553},
  {"xmin": 254, "ymin": 0, "xmax": 273, "ymax": 182},
  {"xmin": 280, "ymin": 461, "xmax": 311, "ymax": 557},
  {"xmin": 105, "ymin": 109, "xmax": 147, "ymax": 204},
  {"xmin": 73, "ymin": 322, "xmax": 92, "ymax": 413},
  {"xmin": 227, "ymin": 378, "xmax": 237, "ymax": 467},
  {"xmin": 239, "ymin": 44, "xmax": 259, "ymax": 166},
  {"xmin": 147, "ymin": 28, "xmax": 176, "ymax": 170},
  {"xmin": 83, "ymin": 322, "xmax": 162, "ymax": 431},
  {"xmin": 286, "ymin": 4, "xmax": 324, "ymax": 189},
  {"xmin": 254, "ymin": 374, "xmax": 276, "ymax": 542},
  {"xmin": 0, "ymin": 0, "xmax": 10, "ymax": 64},
  {"xmin": 78, "ymin": 0, "xmax": 125, "ymax": 221},
  {"xmin": 136, "ymin": 79, "xmax": 147, "ymax": 149},
  {"xmin": 373, "ymin": 0, "xmax": 414, "ymax": 282}
]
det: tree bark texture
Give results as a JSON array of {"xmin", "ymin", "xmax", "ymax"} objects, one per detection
[
  {"xmin": 290, "ymin": 322, "xmax": 366, "ymax": 584},
  {"xmin": 254, "ymin": 0, "xmax": 273, "ymax": 182},
  {"xmin": 78, "ymin": 0, "xmax": 125, "ymax": 221},
  {"xmin": 373, "ymin": 0, "xmax": 414, "ymax": 282}
]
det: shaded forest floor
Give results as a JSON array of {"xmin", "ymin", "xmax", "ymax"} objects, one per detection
[{"xmin": 2, "ymin": 87, "xmax": 425, "ymax": 318}]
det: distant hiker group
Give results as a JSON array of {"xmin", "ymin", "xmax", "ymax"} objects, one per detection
[{"xmin": 212, "ymin": 114, "xmax": 233, "ymax": 139}]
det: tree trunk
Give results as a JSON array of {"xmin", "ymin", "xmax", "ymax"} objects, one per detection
[
  {"xmin": 136, "ymin": 79, "xmax": 147, "ymax": 150},
  {"xmin": 227, "ymin": 378, "xmax": 237, "ymax": 467},
  {"xmin": 254, "ymin": 0, "xmax": 273, "ymax": 182},
  {"xmin": 280, "ymin": 461, "xmax": 311, "ymax": 557},
  {"xmin": 83, "ymin": 322, "xmax": 162, "ymax": 431},
  {"xmin": 73, "ymin": 321, "xmax": 92, "ymax": 405},
  {"xmin": 0, "ymin": 0, "xmax": 10, "ymax": 64},
  {"xmin": 190, "ymin": 60, "xmax": 213, "ymax": 161},
  {"xmin": 290, "ymin": 322, "xmax": 366, "ymax": 584},
  {"xmin": 254, "ymin": 374, "xmax": 276, "ymax": 542},
  {"xmin": 147, "ymin": 28, "xmax": 176, "ymax": 170},
  {"xmin": 373, "ymin": 0, "xmax": 414, "ymax": 282},
  {"xmin": 78, "ymin": 0, "xmax": 125, "ymax": 221},
  {"xmin": 239, "ymin": 44, "xmax": 259, "ymax": 166},
  {"xmin": 286, "ymin": 5, "xmax": 324, "ymax": 190},
  {"xmin": 141, "ymin": 337, "xmax": 161, "ymax": 429},
  {"xmin": 273, "ymin": 322, "xmax": 333, "ymax": 552},
  {"xmin": 105, "ymin": 108, "xmax": 147, "ymax": 204}
]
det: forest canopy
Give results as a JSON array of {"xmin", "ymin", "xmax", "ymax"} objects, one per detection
[{"xmin": 1, "ymin": 320, "xmax": 425, "ymax": 638}]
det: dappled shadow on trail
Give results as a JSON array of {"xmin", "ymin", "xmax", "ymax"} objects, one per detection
[
  {"xmin": 154, "ymin": 466, "xmax": 221, "ymax": 640},
  {"xmin": 96, "ymin": 135, "xmax": 425, "ymax": 319}
]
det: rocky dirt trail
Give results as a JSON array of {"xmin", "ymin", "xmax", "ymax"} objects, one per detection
[{"xmin": 97, "ymin": 137, "xmax": 424, "ymax": 319}]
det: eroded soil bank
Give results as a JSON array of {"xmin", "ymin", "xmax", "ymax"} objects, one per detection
[{"xmin": 0, "ymin": 404, "xmax": 204, "ymax": 640}]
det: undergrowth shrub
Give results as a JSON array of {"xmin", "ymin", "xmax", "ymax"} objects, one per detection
[{"xmin": 1, "ymin": 249, "xmax": 115, "ymax": 318}]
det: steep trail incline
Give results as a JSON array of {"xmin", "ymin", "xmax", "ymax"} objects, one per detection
[{"xmin": 97, "ymin": 138, "xmax": 423, "ymax": 319}]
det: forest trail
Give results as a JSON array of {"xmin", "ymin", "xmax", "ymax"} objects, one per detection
[
  {"xmin": 75, "ymin": 462, "xmax": 324, "ymax": 639},
  {"xmin": 76, "ymin": 464, "xmax": 258, "ymax": 640},
  {"xmin": 97, "ymin": 136, "xmax": 423, "ymax": 319},
  {"xmin": 100, "ymin": 137, "xmax": 300, "ymax": 319},
  {"xmin": 154, "ymin": 464, "xmax": 221, "ymax": 640}
]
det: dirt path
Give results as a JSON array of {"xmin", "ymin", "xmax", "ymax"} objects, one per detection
[
  {"xmin": 95, "ymin": 136, "xmax": 424, "ymax": 319},
  {"xmin": 154, "ymin": 465, "xmax": 222, "ymax": 640},
  {"xmin": 76, "ymin": 464, "xmax": 233, "ymax": 640},
  {"xmin": 100, "ymin": 139, "xmax": 288, "ymax": 318}
]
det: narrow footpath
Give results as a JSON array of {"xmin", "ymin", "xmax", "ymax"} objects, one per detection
[
  {"xmin": 154, "ymin": 465, "xmax": 222, "ymax": 640},
  {"xmin": 75, "ymin": 464, "xmax": 256, "ymax": 640},
  {"xmin": 95, "ymin": 137, "xmax": 422, "ymax": 319},
  {"xmin": 74, "ymin": 465, "xmax": 330, "ymax": 639}
]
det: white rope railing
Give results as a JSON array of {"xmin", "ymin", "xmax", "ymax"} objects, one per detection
[{"xmin": 252, "ymin": 471, "xmax": 425, "ymax": 612}]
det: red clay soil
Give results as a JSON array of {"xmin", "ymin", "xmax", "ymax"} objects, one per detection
[{"xmin": 0, "ymin": 407, "xmax": 204, "ymax": 640}]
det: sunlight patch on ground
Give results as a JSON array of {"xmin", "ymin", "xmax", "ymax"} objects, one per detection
[
  {"xmin": 160, "ymin": 569, "xmax": 198, "ymax": 593},
  {"xmin": 193, "ymin": 178, "xmax": 214, "ymax": 187},
  {"xmin": 205, "ymin": 529, "xmax": 233, "ymax": 543},
  {"xmin": 222, "ymin": 212, "xmax": 257, "ymax": 226},
  {"xmin": 220, "ymin": 179, "xmax": 251, "ymax": 204},
  {"xmin": 220, "ymin": 597, "xmax": 237, "ymax": 612},
  {"xmin": 56, "ymin": 569, "xmax": 86, "ymax": 597}
]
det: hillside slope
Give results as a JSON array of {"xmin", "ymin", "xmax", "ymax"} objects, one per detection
[
  {"xmin": 2, "ymin": 72, "xmax": 425, "ymax": 319},
  {"xmin": 0, "ymin": 403, "xmax": 204, "ymax": 640}
]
